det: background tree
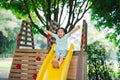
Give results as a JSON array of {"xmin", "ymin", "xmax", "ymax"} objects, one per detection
[
  {"xmin": 0, "ymin": 0, "xmax": 96, "ymax": 37},
  {"xmin": 90, "ymin": 0, "xmax": 120, "ymax": 77},
  {"xmin": 87, "ymin": 41, "xmax": 112, "ymax": 80},
  {"xmin": 0, "ymin": 31, "xmax": 6, "ymax": 53},
  {"xmin": 90, "ymin": 0, "xmax": 120, "ymax": 46},
  {"xmin": 1, "ymin": 1, "xmax": 119, "ymax": 49},
  {"xmin": 0, "ymin": 8, "xmax": 20, "ymax": 57},
  {"xmin": 0, "ymin": 27, "xmax": 19, "ymax": 57},
  {"xmin": 117, "ymin": 48, "xmax": 120, "ymax": 79}
]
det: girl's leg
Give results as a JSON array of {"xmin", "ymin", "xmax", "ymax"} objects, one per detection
[
  {"xmin": 58, "ymin": 57, "xmax": 64, "ymax": 68},
  {"xmin": 54, "ymin": 56, "xmax": 59, "ymax": 61},
  {"xmin": 52, "ymin": 56, "xmax": 59, "ymax": 68}
]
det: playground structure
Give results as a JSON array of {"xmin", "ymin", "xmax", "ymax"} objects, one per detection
[{"xmin": 9, "ymin": 20, "xmax": 87, "ymax": 80}]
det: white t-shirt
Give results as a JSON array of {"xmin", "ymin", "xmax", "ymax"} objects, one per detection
[{"xmin": 52, "ymin": 33, "xmax": 70, "ymax": 51}]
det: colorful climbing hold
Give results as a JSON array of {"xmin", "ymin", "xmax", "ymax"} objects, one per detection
[
  {"xmin": 16, "ymin": 64, "xmax": 21, "ymax": 69},
  {"xmin": 36, "ymin": 56, "xmax": 41, "ymax": 61},
  {"xmin": 32, "ymin": 74, "xmax": 37, "ymax": 79}
]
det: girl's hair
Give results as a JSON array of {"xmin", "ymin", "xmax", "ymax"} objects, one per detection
[{"xmin": 56, "ymin": 27, "xmax": 67, "ymax": 34}]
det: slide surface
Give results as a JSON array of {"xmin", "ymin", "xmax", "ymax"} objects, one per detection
[{"xmin": 36, "ymin": 44, "xmax": 73, "ymax": 80}]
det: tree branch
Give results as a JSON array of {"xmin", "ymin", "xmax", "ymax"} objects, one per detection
[
  {"xmin": 39, "ymin": 0, "xmax": 47, "ymax": 17},
  {"xmin": 54, "ymin": 0, "xmax": 59, "ymax": 22},
  {"xmin": 38, "ymin": 0, "xmax": 47, "ymax": 25},
  {"xmin": 23, "ymin": 0, "xmax": 47, "ymax": 37},
  {"xmin": 58, "ymin": 0, "xmax": 66, "ymax": 26},
  {"xmin": 65, "ymin": 0, "xmax": 74, "ymax": 30},
  {"xmin": 31, "ymin": 0, "xmax": 46, "ymax": 25},
  {"xmin": 46, "ymin": 0, "xmax": 51, "ymax": 23},
  {"xmin": 73, "ymin": 0, "xmax": 95, "ymax": 26},
  {"xmin": 86, "ymin": 0, "xmax": 97, "ymax": 11},
  {"xmin": 69, "ymin": 0, "xmax": 77, "ymax": 30},
  {"xmin": 76, "ymin": 0, "xmax": 86, "ymax": 20},
  {"xmin": 78, "ymin": 0, "xmax": 89, "ymax": 21}
]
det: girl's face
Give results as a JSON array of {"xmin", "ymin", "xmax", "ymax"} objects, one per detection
[{"xmin": 57, "ymin": 29, "xmax": 65, "ymax": 38}]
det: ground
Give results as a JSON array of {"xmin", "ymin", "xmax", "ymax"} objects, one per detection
[{"xmin": 0, "ymin": 58, "xmax": 12, "ymax": 80}]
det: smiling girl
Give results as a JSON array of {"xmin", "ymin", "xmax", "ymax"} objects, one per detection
[{"xmin": 42, "ymin": 25, "xmax": 80, "ymax": 68}]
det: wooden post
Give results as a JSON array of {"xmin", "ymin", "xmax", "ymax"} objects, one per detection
[
  {"xmin": 78, "ymin": 20, "xmax": 87, "ymax": 80},
  {"xmin": 83, "ymin": 20, "xmax": 87, "ymax": 80},
  {"xmin": 81, "ymin": 20, "xmax": 87, "ymax": 52},
  {"xmin": 83, "ymin": 20, "xmax": 87, "ymax": 52}
]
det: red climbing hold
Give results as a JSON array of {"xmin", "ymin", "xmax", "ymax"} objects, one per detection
[
  {"xmin": 32, "ymin": 74, "xmax": 37, "ymax": 79},
  {"xmin": 16, "ymin": 64, "xmax": 21, "ymax": 69},
  {"xmin": 36, "ymin": 56, "xmax": 41, "ymax": 61}
]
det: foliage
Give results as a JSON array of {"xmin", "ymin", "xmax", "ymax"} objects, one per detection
[
  {"xmin": 0, "ymin": 9, "xmax": 20, "ymax": 57},
  {"xmin": 0, "ymin": 27, "xmax": 19, "ymax": 54},
  {"xmin": 0, "ymin": 31, "xmax": 6, "ymax": 53},
  {"xmin": 117, "ymin": 48, "xmax": 120, "ymax": 79},
  {"xmin": 90, "ymin": 0, "xmax": 120, "ymax": 46},
  {"xmin": 0, "ymin": 0, "xmax": 96, "ymax": 36},
  {"xmin": 87, "ymin": 41, "xmax": 112, "ymax": 80},
  {"xmin": 90, "ymin": 1, "xmax": 120, "ymax": 78}
]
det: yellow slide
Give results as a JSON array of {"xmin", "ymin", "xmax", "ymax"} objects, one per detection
[{"xmin": 36, "ymin": 44, "xmax": 73, "ymax": 80}]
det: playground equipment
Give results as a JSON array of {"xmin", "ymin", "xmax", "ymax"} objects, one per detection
[
  {"xmin": 9, "ymin": 20, "xmax": 87, "ymax": 80},
  {"xmin": 36, "ymin": 44, "xmax": 73, "ymax": 80}
]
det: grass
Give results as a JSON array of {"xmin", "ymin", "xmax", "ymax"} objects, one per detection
[
  {"xmin": 0, "ymin": 58, "xmax": 13, "ymax": 79},
  {"xmin": 0, "ymin": 58, "xmax": 13, "ymax": 69}
]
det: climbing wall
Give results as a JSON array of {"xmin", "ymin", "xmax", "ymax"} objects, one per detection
[
  {"xmin": 9, "ymin": 49, "xmax": 48, "ymax": 80},
  {"xmin": 16, "ymin": 20, "xmax": 34, "ymax": 49},
  {"xmin": 9, "ymin": 20, "xmax": 48, "ymax": 80},
  {"xmin": 9, "ymin": 20, "xmax": 87, "ymax": 80}
]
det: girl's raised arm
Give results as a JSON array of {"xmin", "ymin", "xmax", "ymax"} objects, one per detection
[
  {"xmin": 69, "ymin": 25, "xmax": 80, "ymax": 35},
  {"xmin": 42, "ymin": 28, "xmax": 53, "ymax": 35}
]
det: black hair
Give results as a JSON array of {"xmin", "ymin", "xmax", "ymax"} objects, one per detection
[{"xmin": 56, "ymin": 27, "xmax": 67, "ymax": 34}]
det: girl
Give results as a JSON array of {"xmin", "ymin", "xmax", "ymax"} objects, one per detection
[{"xmin": 42, "ymin": 25, "xmax": 80, "ymax": 68}]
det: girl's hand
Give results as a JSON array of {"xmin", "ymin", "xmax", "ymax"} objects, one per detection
[
  {"xmin": 69, "ymin": 25, "xmax": 80, "ymax": 35},
  {"xmin": 42, "ymin": 27, "xmax": 52, "ymax": 35}
]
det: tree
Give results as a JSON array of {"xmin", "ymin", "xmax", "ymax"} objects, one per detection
[
  {"xmin": 87, "ymin": 41, "xmax": 112, "ymax": 80},
  {"xmin": 0, "ymin": 0, "xmax": 96, "ymax": 37},
  {"xmin": 0, "ymin": 27, "xmax": 19, "ymax": 55},
  {"xmin": 117, "ymin": 47, "xmax": 120, "ymax": 79},
  {"xmin": 0, "ymin": 31, "xmax": 5, "ymax": 53},
  {"xmin": 90, "ymin": 0, "xmax": 120, "ymax": 46},
  {"xmin": 0, "ymin": 8, "xmax": 20, "ymax": 56},
  {"xmin": 90, "ymin": 1, "xmax": 120, "ymax": 77}
]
